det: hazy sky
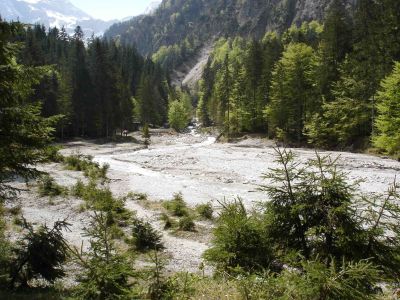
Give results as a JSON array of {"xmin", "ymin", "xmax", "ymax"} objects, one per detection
[{"xmin": 70, "ymin": 0, "xmax": 156, "ymax": 20}]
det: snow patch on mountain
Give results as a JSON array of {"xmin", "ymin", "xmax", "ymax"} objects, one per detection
[{"xmin": 0, "ymin": 0, "xmax": 115, "ymax": 36}]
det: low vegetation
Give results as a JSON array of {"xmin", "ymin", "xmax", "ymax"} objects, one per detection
[
  {"xmin": 162, "ymin": 192, "xmax": 189, "ymax": 217},
  {"xmin": 37, "ymin": 175, "xmax": 68, "ymax": 197},
  {"xmin": 178, "ymin": 215, "xmax": 196, "ymax": 232},
  {"xmin": 72, "ymin": 180, "xmax": 132, "ymax": 229},
  {"xmin": 63, "ymin": 154, "xmax": 109, "ymax": 181},
  {"xmin": 131, "ymin": 219, "xmax": 164, "ymax": 252},
  {"xmin": 195, "ymin": 203, "xmax": 214, "ymax": 220},
  {"xmin": 204, "ymin": 148, "xmax": 400, "ymax": 298}
]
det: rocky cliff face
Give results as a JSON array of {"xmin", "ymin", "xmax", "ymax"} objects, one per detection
[{"xmin": 105, "ymin": 0, "xmax": 355, "ymax": 56}]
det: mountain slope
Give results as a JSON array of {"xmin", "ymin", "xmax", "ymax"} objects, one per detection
[
  {"xmin": 105, "ymin": 0, "xmax": 355, "ymax": 56},
  {"xmin": 0, "ymin": 0, "xmax": 115, "ymax": 36},
  {"xmin": 105, "ymin": 0, "xmax": 355, "ymax": 87}
]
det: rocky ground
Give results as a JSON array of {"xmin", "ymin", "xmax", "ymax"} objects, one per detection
[{"xmin": 7, "ymin": 129, "xmax": 400, "ymax": 276}]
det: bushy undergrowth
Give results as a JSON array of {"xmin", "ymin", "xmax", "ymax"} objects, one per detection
[
  {"xmin": 72, "ymin": 212, "xmax": 135, "ymax": 300},
  {"xmin": 8, "ymin": 221, "xmax": 70, "ymax": 289},
  {"xmin": 195, "ymin": 202, "xmax": 213, "ymax": 220},
  {"xmin": 71, "ymin": 180, "xmax": 132, "ymax": 228},
  {"xmin": 37, "ymin": 175, "xmax": 68, "ymax": 197},
  {"xmin": 160, "ymin": 213, "xmax": 175, "ymax": 230},
  {"xmin": 204, "ymin": 148, "xmax": 400, "ymax": 298},
  {"xmin": 43, "ymin": 146, "xmax": 64, "ymax": 163},
  {"xmin": 203, "ymin": 199, "xmax": 273, "ymax": 273},
  {"xmin": 131, "ymin": 219, "xmax": 164, "ymax": 252},
  {"xmin": 63, "ymin": 154, "xmax": 109, "ymax": 181},
  {"xmin": 178, "ymin": 215, "xmax": 196, "ymax": 232},
  {"xmin": 4, "ymin": 148, "xmax": 400, "ymax": 299},
  {"xmin": 163, "ymin": 192, "xmax": 189, "ymax": 217}
]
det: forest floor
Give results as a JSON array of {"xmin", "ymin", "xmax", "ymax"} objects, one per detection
[{"xmin": 7, "ymin": 129, "xmax": 400, "ymax": 277}]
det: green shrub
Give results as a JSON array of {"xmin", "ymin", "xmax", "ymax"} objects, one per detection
[
  {"xmin": 37, "ymin": 175, "xmax": 67, "ymax": 197},
  {"xmin": 178, "ymin": 216, "xmax": 196, "ymax": 232},
  {"xmin": 160, "ymin": 213, "xmax": 175, "ymax": 230},
  {"xmin": 9, "ymin": 221, "xmax": 69, "ymax": 289},
  {"xmin": 71, "ymin": 180, "xmax": 132, "ymax": 227},
  {"xmin": 73, "ymin": 212, "xmax": 135, "ymax": 299},
  {"xmin": 127, "ymin": 192, "xmax": 148, "ymax": 201},
  {"xmin": 205, "ymin": 147, "xmax": 400, "ymax": 287},
  {"xmin": 163, "ymin": 193, "xmax": 188, "ymax": 217},
  {"xmin": 196, "ymin": 203, "xmax": 213, "ymax": 220},
  {"xmin": 63, "ymin": 154, "xmax": 108, "ymax": 181},
  {"xmin": 236, "ymin": 259, "xmax": 381, "ymax": 300},
  {"xmin": 0, "ymin": 207, "xmax": 12, "ymax": 288},
  {"xmin": 131, "ymin": 219, "xmax": 164, "ymax": 252},
  {"xmin": 71, "ymin": 179, "xmax": 85, "ymax": 198},
  {"xmin": 204, "ymin": 199, "xmax": 273, "ymax": 273},
  {"xmin": 262, "ymin": 148, "xmax": 400, "ymax": 278},
  {"xmin": 146, "ymin": 252, "xmax": 176, "ymax": 300},
  {"xmin": 44, "ymin": 146, "xmax": 64, "ymax": 163},
  {"xmin": 142, "ymin": 123, "xmax": 150, "ymax": 139}
]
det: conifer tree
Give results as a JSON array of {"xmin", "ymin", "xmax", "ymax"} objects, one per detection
[
  {"xmin": 0, "ymin": 20, "xmax": 59, "ymax": 200},
  {"xmin": 373, "ymin": 62, "xmax": 400, "ymax": 156},
  {"xmin": 268, "ymin": 43, "xmax": 317, "ymax": 143}
]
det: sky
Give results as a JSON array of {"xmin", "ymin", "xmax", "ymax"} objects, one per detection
[{"xmin": 70, "ymin": 0, "xmax": 156, "ymax": 21}]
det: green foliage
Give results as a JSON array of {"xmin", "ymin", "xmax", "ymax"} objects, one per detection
[
  {"xmin": 72, "ymin": 180, "xmax": 132, "ymax": 228},
  {"xmin": 63, "ymin": 154, "xmax": 109, "ymax": 181},
  {"xmin": 37, "ymin": 175, "xmax": 67, "ymax": 197},
  {"xmin": 236, "ymin": 259, "xmax": 381, "ymax": 300},
  {"xmin": 305, "ymin": 62, "xmax": 372, "ymax": 149},
  {"xmin": 195, "ymin": 203, "xmax": 213, "ymax": 220},
  {"xmin": 267, "ymin": 42, "xmax": 317, "ymax": 143},
  {"xmin": 205, "ymin": 148, "xmax": 400, "ymax": 287},
  {"xmin": 204, "ymin": 198, "xmax": 273, "ymax": 273},
  {"xmin": 146, "ymin": 251, "xmax": 176, "ymax": 300},
  {"xmin": 9, "ymin": 221, "xmax": 69, "ymax": 289},
  {"xmin": 0, "ymin": 207, "xmax": 12, "ymax": 288},
  {"xmin": 131, "ymin": 219, "xmax": 164, "ymax": 252},
  {"xmin": 73, "ymin": 212, "xmax": 135, "ymax": 299},
  {"xmin": 43, "ymin": 146, "xmax": 64, "ymax": 163},
  {"xmin": 196, "ymin": 202, "xmax": 213, "ymax": 220},
  {"xmin": 261, "ymin": 148, "xmax": 400, "ymax": 278},
  {"xmin": 167, "ymin": 89, "xmax": 192, "ymax": 132},
  {"xmin": 178, "ymin": 216, "xmax": 196, "ymax": 232},
  {"xmin": 160, "ymin": 213, "xmax": 175, "ymax": 230},
  {"xmin": 142, "ymin": 123, "xmax": 150, "ymax": 139},
  {"xmin": 163, "ymin": 192, "xmax": 189, "ymax": 217},
  {"xmin": 135, "ymin": 60, "xmax": 169, "ymax": 126},
  {"xmin": 373, "ymin": 62, "xmax": 400, "ymax": 156},
  {"xmin": 0, "ymin": 20, "xmax": 60, "ymax": 200},
  {"xmin": 168, "ymin": 100, "xmax": 189, "ymax": 132}
]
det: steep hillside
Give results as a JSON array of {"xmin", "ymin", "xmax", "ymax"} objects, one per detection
[
  {"xmin": 0, "ymin": 0, "xmax": 116, "ymax": 36},
  {"xmin": 105, "ymin": 0, "xmax": 356, "ymax": 86},
  {"xmin": 105, "ymin": 0, "xmax": 355, "ymax": 56}
]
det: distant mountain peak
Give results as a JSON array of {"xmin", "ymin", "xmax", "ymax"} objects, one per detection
[{"xmin": 1, "ymin": 0, "xmax": 114, "ymax": 36}]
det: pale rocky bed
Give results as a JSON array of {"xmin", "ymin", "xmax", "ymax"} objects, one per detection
[{"xmin": 7, "ymin": 130, "xmax": 400, "ymax": 276}]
